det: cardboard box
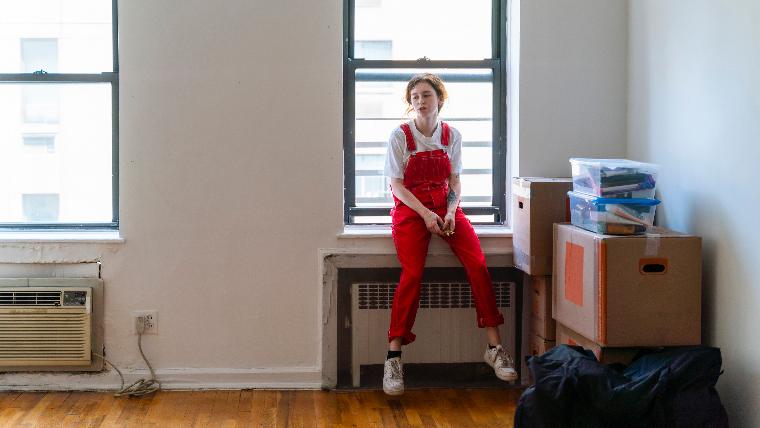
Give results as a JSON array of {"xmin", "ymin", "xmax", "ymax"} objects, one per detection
[
  {"xmin": 512, "ymin": 178, "xmax": 573, "ymax": 275},
  {"xmin": 530, "ymin": 334, "xmax": 555, "ymax": 357},
  {"xmin": 553, "ymin": 223, "xmax": 701, "ymax": 347},
  {"xmin": 556, "ymin": 323, "xmax": 642, "ymax": 366},
  {"xmin": 528, "ymin": 275, "xmax": 556, "ymax": 340}
]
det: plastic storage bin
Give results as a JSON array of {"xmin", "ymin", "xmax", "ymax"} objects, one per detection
[
  {"xmin": 570, "ymin": 158, "xmax": 659, "ymax": 198},
  {"xmin": 568, "ymin": 191, "xmax": 660, "ymax": 235}
]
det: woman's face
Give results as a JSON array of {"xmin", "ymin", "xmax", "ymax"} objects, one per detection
[{"xmin": 409, "ymin": 81, "xmax": 440, "ymax": 118}]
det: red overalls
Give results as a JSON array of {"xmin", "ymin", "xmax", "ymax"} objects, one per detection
[{"xmin": 388, "ymin": 122, "xmax": 505, "ymax": 345}]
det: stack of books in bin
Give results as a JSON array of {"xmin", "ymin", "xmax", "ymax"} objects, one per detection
[{"xmin": 568, "ymin": 158, "xmax": 660, "ymax": 235}]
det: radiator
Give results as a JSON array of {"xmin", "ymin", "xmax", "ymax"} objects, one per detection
[{"xmin": 351, "ymin": 281, "xmax": 516, "ymax": 386}]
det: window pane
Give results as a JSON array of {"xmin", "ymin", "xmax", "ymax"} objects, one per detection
[
  {"xmin": 352, "ymin": 215, "xmax": 392, "ymax": 224},
  {"xmin": 354, "ymin": 68, "xmax": 493, "ymax": 212},
  {"xmin": 0, "ymin": 83, "xmax": 113, "ymax": 223},
  {"xmin": 467, "ymin": 215, "xmax": 495, "ymax": 223},
  {"xmin": 351, "ymin": 214, "xmax": 495, "ymax": 224},
  {"xmin": 354, "ymin": 0, "xmax": 491, "ymax": 60},
  {"xmin": 0, "ymin": 0, "xmax": 113, "ymax": 73}
]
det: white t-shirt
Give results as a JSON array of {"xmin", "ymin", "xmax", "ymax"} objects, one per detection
[{"xmin": 384, "ymin": 120, "xmax": 463, "ymax": 179}]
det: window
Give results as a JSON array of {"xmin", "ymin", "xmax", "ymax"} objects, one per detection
[
  {"xmin": 343, "ymin": 0, "xmax": 508, "ymax": 224},
  {"xmin": 0, "ymin": 0, "xmax": 118, "ymax": 229}
]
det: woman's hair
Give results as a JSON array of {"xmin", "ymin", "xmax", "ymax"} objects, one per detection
[{"xmin": 404, "ymin": 73, "xmax": 448, "ymax": 115}]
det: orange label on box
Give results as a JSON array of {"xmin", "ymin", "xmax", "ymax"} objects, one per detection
[{"xmin": 564, "ymin": 242, "xmax": 584, "ymax": 306}]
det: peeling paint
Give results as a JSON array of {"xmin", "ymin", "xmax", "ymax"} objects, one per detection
[
  {"xmin": 0, "ymin": 243, "xmax": 117, "ymax": 264},
  {"xmin": 321, "ymin": 255, "xmax": 337, "ymax": 326}
]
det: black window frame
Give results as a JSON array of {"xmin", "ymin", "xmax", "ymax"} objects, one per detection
[
  {"xmin": 343, "ymin": 0, "xmax": 508, "ymax": 224},
  {"xmin": 0, "ymin": 0, "xmax": 119, "ymax": 230}
]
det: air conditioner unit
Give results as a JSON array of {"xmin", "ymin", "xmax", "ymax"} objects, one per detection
[
  {"xmin": 0, "ymin": 284, "xmax": 93, "ymax": 367},
  {"xmin": 351, "ymin": 281, "xmax": 516, "ymax": 387}
]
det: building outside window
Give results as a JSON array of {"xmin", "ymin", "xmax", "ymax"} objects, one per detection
[
  {"xmin": 22, "ymin": 193, "xmax": 59, "ymax": 222},
  {"xmin": 0, "ymin": 0, "xmax": 118, "ymax": 228},
  {"xmin": 22, "ymin": 135, "xmax": 56, "ymax": 153},
  {"xmin": 344, "ymin": 0, "xmax": 508, "ymax": 225},
  {"xmin": 20, "ymin": 38, "xmax": 60, "ymax": 124}
]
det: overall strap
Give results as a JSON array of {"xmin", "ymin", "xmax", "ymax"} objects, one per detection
[
  {"xmin": 440, "ymin": 122, "xmax": 450, "ymax": 147},
  {"xmin": 399, "ymin": 123, "xmax": 416, "ymax": 151}
]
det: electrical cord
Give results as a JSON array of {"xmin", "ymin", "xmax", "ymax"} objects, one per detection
[{"xmin": 92, "ymin": 317, "xmax": 161, "ymax": 397}]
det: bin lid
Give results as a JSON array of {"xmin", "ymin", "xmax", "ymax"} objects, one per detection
[{"xmin": 568, "ymin": 190, "xmax": 661, "ymax": 206}]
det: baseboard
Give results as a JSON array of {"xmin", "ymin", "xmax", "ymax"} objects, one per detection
[{"xmin": 0, "ymin": 366, "xmax": 323, "ymax": 391}]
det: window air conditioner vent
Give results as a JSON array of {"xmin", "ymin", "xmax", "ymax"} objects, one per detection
[
  {"xmin": 0, "ymin": 287, "xmax": 92, "ymax": 366},
  {"xmin": 0, "ymin": 290, "xmax": 65, "ymax": 307},
  {"xmin": 356, "ymin": 282, "xmax": 512, "ymax": 310}
]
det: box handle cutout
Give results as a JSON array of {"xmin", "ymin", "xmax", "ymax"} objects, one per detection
[
  {"xmin": 518, "ymin": 201, "xmax": 524, "ymax": 209},
  {"xmin": 639, "ymin": 258, "xmax": 668, "ymax": 275}
]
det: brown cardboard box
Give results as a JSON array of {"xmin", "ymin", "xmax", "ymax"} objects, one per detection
[
  {"xmin": 553, "ymin": 223, "xmax": 702, "ymax": 347},
  {"xmin": 556, "ymin": 323, "xmax": 642, "ymax": 366},
  {"xmin": 528, "ymin": 275, "xmax": 556, "ymax": 340},
  {"xmin": 530, "ymin": 334, "xmax": 556, "ymax": 357},
  {"xmin": 512, "ymin": 178, "xmax": 573, "ymax": 275}
]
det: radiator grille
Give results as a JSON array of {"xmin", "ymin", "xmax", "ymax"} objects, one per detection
[
  {"xmin": 0, "ymin": 291, "xmax": 62, "ymax": 307},
  {"xmin": 356, "ymin": 282, "xmax": 512, "ymax": 309},
  {"xmin": 0, "ymin": 313, "xmax": 89, "ymax": 361}
]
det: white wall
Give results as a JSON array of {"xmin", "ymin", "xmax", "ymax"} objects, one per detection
[
  {"xmin": 518, "ymin": 0, "xmax": 628, "ymax": 177},
  {"xmin": 0, "ymin": 0, "xmax": 630, "ymax": 389},
  {"xmin": 629, "ymin": 1, "xmax": 760, "ymax": 425}
]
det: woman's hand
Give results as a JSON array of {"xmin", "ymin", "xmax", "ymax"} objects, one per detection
[
  {"xmin": 423, "ymin": 210, "xmax": 445, "ymax": 236},
  {"xmin": 442, "ymin": 211, "xmax": 456, "ymax": 236}
]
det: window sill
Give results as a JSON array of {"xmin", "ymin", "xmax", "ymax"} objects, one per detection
[
  {"xmin": 0, "ymin": 230, "xmax": 124, "ymax": 244},
  {"xmin": 339, "ymin": 224, "xmax": 512, "ymax": 239}
]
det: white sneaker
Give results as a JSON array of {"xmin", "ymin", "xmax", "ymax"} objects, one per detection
[
  {"xmin": 484, "ymin": 345, "xmax": 518, "ymax": 382},
  {"xmin": 383, "ymin": 357, "xmax": 404, "ymax": 396}
]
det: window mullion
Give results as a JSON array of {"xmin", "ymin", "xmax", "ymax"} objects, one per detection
[
  {"xmin": 0, "ymin": 223, "xmax": 118, "ymax": 230},
  {"xmin": 492, "ymin": 61, "xmax": 503, "ymax": 223},
  {"xmin": 351, "ymin": 59, "xmax": 497, "ymax": 69},
  {"xmin": 499, "ymin": 0, "xmax": 508, "ymax": 223},
  {"xmin": 112, "ymin": 0, "xmax": 119, "ymax": 73},
  {"xmin": 112, "ymin": 79, "xmax": 120, "ymax": 224},
  {"xmin": 343, "ymin": 56, "xmax": 357, "ymax": 224},
  {"xmin": 349, "ymin": 206, "xmax": 500, "ymax": 218},
  {"xmin": 0, "ymin": 73, "xmax": 115, "ymax": 83}
]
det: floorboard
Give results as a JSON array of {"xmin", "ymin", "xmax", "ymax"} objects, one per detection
[{"xmin": 0, "ymin": 388, "xmax": 522, "ymax": 427}]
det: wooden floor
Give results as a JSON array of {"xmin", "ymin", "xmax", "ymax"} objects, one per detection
[{"xmin": 0, "ymin": 388, "xmax": 522, "ymax": 427}]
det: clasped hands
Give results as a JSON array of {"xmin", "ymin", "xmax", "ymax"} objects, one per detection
[{"xmin": 423, "ymin": 210, "xmax": 456, "ymax": 237}]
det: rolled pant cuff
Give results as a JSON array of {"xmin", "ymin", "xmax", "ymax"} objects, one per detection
[
  {"xmin": 477, "ymin": 312, "xmax": 505, "ymax": 328},
  {"xmin": 388, "ymin": 329, "xmax": 416, "ymax": 346}
]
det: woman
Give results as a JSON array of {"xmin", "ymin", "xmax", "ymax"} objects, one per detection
[{"xmin": 382, "ymin": 73, "xmax": 517, "ymax": 396}]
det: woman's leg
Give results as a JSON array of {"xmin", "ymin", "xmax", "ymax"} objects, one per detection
[
  {"xmin": 486, "ymin": 327, "xmax": 502, "ymax": 347},
  {"xmin": 388, "ymin": 206, "xmax": 432, "ymax": 346},
  {"xmin": 442, "ymin": 207, "xmax": 505, "ymax": 330}
]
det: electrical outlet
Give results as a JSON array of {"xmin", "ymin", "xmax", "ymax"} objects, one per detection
[{"xmin": 133, "ymin": 310, "xmax": 158, "ymax": 335}]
